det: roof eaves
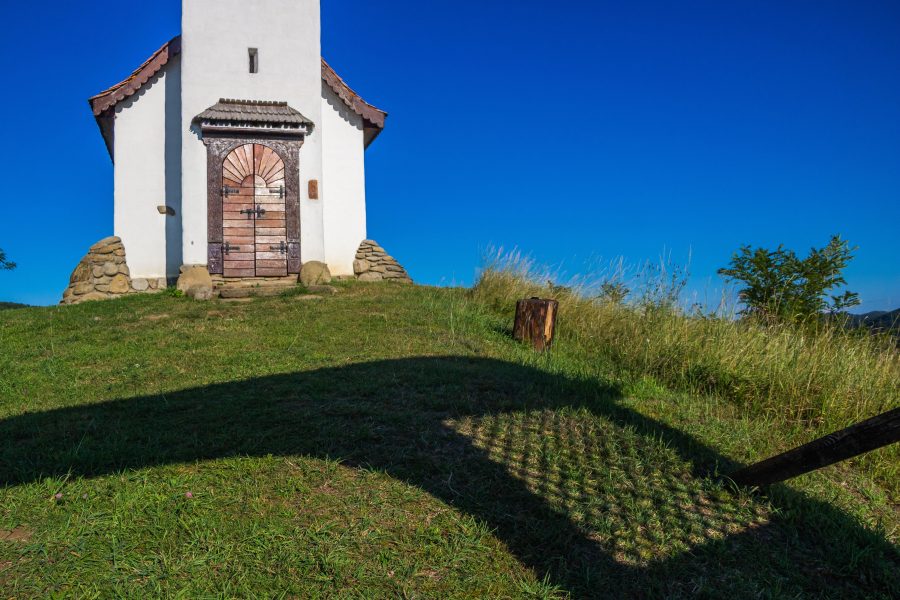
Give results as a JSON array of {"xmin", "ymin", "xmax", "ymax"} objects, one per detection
[
  {"xmin": 89, "ymin": 36, "xmax": 181, "ymax": 161},
  {"xmin": 321, "ymin": 58, "xmax": 388, "ymax": 133},
  {"xmin": 89, "ymin": 36, "xmax": 182, "ymax": 117}
]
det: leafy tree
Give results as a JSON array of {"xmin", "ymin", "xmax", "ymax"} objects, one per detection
[
  {"xmin": 0, "ymin": 248, "xmax": 14, "ymax": 271},
  {"xmin": 718, "ymin": 235, "xmax": 860, "ymax": 322}
]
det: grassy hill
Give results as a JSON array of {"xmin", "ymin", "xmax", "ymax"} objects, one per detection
[{"xmin": 0, "ymin": 282, "xmax": 897, "ymax": 598}]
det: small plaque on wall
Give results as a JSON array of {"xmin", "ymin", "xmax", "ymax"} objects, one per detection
[{"xmin": 308, "ymin": 180, "xmax": 319, "ymax": 200}]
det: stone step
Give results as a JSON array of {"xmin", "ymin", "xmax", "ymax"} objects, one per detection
[
  {"xmin": 218, "ymin": 284, "xmax": 299, "ymax": 299},
  {"xmin": 214, "ymin": 278, "xmax": 297, "ymax": 290}
]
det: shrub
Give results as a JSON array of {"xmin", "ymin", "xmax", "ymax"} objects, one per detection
[{"xmin": 718, "ymin": 236, "xmax": 860, "ymax": 322}]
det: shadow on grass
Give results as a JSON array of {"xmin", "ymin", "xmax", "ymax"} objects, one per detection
[{"xmin": 1, "ymin": 357, "xmax": 897, "ymax": 597}]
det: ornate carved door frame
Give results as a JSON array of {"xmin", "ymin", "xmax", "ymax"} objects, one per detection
[{"xmin": 205, "ymin": 137, "xmax": 303, "ymax": 275}]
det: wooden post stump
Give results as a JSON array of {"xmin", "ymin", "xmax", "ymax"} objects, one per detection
[{"xmin": 514, "ymin": 298, "xmax": 559, "ymax": 352}]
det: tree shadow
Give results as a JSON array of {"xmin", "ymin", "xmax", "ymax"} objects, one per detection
[{"xmin": 0, "ymin": 357, "xmax": 896, "ymax": 597}]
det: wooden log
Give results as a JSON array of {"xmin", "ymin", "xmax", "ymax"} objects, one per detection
[
  {"xmin": 730, "ymin": 407, "xmax": 900, "ymax": 488},
  {"xmin": 513, "ymin": 298, "xmax": 559, "ymax": 352}
]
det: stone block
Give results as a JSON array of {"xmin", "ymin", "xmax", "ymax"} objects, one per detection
[
  {"xmin": 353, "ymin": 259, "xmax": 371, "ymax": 275},
  {"xmin": 300, "ymin": 261, "xmax": 332, "ymax": 287},
  {"xmin": 177, "ymin": 266, "xmax": 214, "ymax": 301},
  {"xmin": 80, "ymin": 292, "xmax": 111, "ymax": 303},
  {"xmin": 93, "ymin": 244, "xmax": 120, "ymax": 255},
  {"xmin": 71, "ymin": 263, "xmax": 91, "ymax": 283},
  {"xmin": 109, "ymin": 274, "xmax": 130, "ymax": 294},
  {"xmin": 73, "ymin": 282, "xmax": 95, "ymax": 296},
  {"xmin": 90, "ymin": 236, "xmax": 120, "ymax": 251}
]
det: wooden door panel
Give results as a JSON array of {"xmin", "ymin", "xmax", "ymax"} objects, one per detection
[
  {"xmin": 223, "ymin": 217, "xmax": 253, "ymax": 226},
  {"xmin": 253, "ymin": 144, "xmax": 287, "ymax": 277},
  {"xmin": 256, "ymin": 210, "xmax": 286, "ymax": 219},
  {"xmin": 255, "ymin": 251, "xmax": 288, "ymax": 260},
  {"xmin": 256, "ymin": 260, "xmax": 290, "ymax": 268},
  {"xmin": 223, "ymin": 251, "xmax": 255, "ymax": 261},
  {"xmin": 223, "ymin": 236, "xmax": 255, "ymax": 246},
  {"xmin": 222, "ymin": 143, "xmax": 289, "ymax": 278},
  {"xmin": 222, "ymin": 225, "xmax": 255, "ymax": 235},
  {"xmin": 256, "ymin": 228, "xmax": 286, "ymax": 236},
  {"xmin": 254, "ymin": 268, "xmax": 285, "ymax": 277},
  {"xmin": 255, "ymin": 236, "xmax": 288, "ymax": 245},
  {"xmin": 257, "ymin": 212, "xmax": 285, "ymax": 221}
]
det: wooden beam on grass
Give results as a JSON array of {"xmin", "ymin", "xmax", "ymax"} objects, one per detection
[{"xmin": 730, "ymin": 407, "xmax": 900, "ymax": 488}]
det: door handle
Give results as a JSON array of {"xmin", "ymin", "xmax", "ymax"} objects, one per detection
[{"xmin": 239, "ymin": 206, "xmax": 266, "ymax": 219}]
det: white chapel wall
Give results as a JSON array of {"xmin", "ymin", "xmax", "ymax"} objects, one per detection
[
  {"xmin": 180, "ymin": 0, "xmax": 325, "ymax": 268},
  {"xmin": 113, "ymin": 65, "xmax": 176, "ymax": 280},
  {"xmin": 321, "ymin": 85, "xmax": 367, "ymax": 275}
]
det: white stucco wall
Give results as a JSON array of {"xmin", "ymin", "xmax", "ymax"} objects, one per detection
[
  {"xmin": 113, "ymin": 60, "xmax": 181, "ymax": 280},
  {"xmin": 180, "ymin": 0, "xmax": 324, "ymax": 267},
  {"xmin": 321, "ymin": 85, "xmax": 367, "ymax": 275}
]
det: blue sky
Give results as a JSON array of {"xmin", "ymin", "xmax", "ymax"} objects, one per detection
[{"xmin": 0, "ymin": 0, "xmax": 898, "ymax": 310}]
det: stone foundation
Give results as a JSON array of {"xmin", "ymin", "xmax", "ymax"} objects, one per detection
[
  {"xmin": 353, "ymin": 240, "xmax": 412, "ymax": 283},
  {"xmin": 61, "ymin": 237, "xmax": 412, "ymax": 304},
  {"xmin": 61, "ymin": 237, "xmax": 167, "ymax": 305}
]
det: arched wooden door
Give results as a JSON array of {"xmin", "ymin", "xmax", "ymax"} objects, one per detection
[{"xmin": 221, "ymin": 144, "xmax": 287, "ymax": 277}]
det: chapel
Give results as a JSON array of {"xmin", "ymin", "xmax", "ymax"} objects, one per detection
[{"xmin": 86, "ymin": 0, "xmax": 393, "ymax": 289}]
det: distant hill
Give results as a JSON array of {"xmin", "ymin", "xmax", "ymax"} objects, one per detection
[
  {"xmin": 848, "ymin": 309, "xmax": 900, "ymax": 334},
  {"xmin": 0, "ymin": 301, "xmax": 29, "ymax": 311}
]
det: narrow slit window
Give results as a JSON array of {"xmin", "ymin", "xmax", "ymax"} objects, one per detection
[{"xmin": 249, "ymin": 48, "xmax": 259, "ymax": 74}]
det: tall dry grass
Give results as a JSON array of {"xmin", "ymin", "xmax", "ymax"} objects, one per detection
[{"xmin": 472, "ymin": 251, "xmax": 900, "ymax": 489}]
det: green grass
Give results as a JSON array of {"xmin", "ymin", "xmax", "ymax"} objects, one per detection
[
  {"xmin": 474, "ymin": 255, "xmax": 900, "ymax": 496},
  {"xmin": 0, "ymin": 283, "xmax": 897, "ymax": 598}
]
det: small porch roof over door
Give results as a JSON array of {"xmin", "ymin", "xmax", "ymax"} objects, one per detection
[{"xmin": 194, "ymin": 99, "xmax": 314, "ymax": 138}]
